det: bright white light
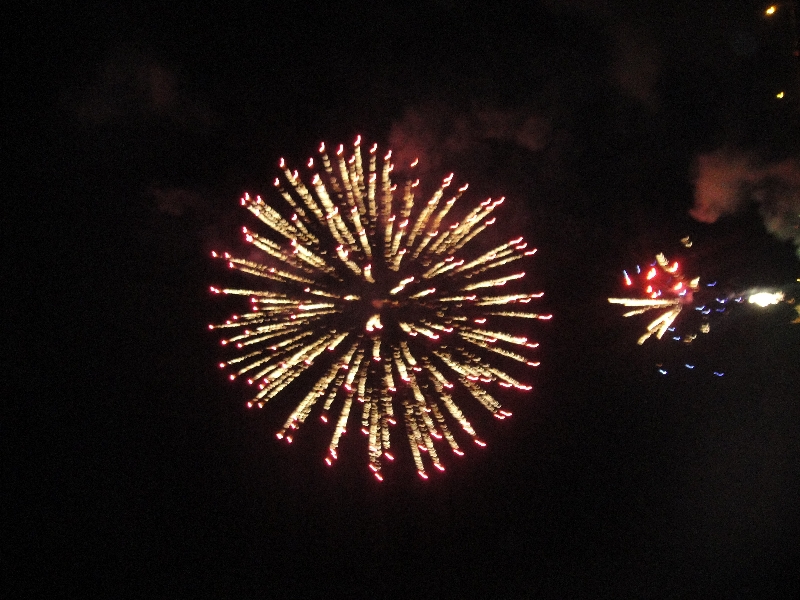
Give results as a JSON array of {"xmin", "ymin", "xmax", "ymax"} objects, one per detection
[{"xmin": 748, "ymin": 291, "xmax": 784, "ymax": 307}]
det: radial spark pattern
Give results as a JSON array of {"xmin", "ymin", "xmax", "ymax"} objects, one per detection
[
  {"xmin": 608, "ymin": 252, "xmax": 708, "ymax": 345},
  {"xmin": 210, "ymin": 137, "xmax": 549, "ymax": 480}
]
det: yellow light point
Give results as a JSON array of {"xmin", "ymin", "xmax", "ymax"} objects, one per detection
[
  {"xmin": 766, "ymin": 5, "xmax": 777, "ymax": 15},
  {"xmin": 776, "ymin": 91, "xmax": 785, "ymax": 99},
  {"xmin": 365, "ymin": 314, "xmax": 383, "ymax": 332},
  {"xmin": 211, "ymin": 137, "xmax": 547, "ymax": 479},
  {"xmin": 363, "ymin": 263, "xmax": 375, "ymax": 283}
]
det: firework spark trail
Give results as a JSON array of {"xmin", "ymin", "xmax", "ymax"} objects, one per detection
[{"xmin": 210, "ymin": 137, "xmax": 549, "ymax": 480}]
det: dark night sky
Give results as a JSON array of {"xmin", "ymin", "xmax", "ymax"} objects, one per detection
[{"xmin": 9, "ymin": 1, "xmax": 800, "ymax": 597}]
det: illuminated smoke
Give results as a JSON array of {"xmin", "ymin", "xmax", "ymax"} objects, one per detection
[
  {"xmin": 690, "ymin": 149, "xmax": 800, "ymax": 258},
  {"xmin": 388, "ymin": 105, "xmax": 553, "ymax": 177}
]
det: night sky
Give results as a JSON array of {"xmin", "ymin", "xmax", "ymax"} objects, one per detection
[{"xmin": 11, "ymin": 1, "xmax": 800, "ymax": 597}]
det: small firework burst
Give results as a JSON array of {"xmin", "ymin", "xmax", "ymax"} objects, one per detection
[{"xmin": 609, "ymin": 253, "xmax": 710, "ymax": 345}]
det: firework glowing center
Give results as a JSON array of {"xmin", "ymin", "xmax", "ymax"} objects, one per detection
[{"xmin": 210, "ymin": 136, "xmax": 549, "ymax": 480}]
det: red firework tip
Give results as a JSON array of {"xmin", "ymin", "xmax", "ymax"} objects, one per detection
[
  {"xmin": 354, "ymin": 135, "xmax": 361, "ymax": 145},
  {"xmin": 384, "ymin": 452, "xmax": 395, "ymax": 461},
  {"xmin": 453, "ymin": 449, "xmax": 464, "ymax": 456},
  {"xmin": 211, "ymin": 251, "xmax": 218, "ymax": 257},
  {"xmin": 474, "ymin": 439, "xmax": 486, "ymax": 447},
  {"xmin": 434, "ymin": 463, "xmax": 445, "ymax": 471},
  {"xmin": 374, "ymin": 472, "xmax": 383, "ymax": 481},
  {"xmin": 418, "ymin": 471, "xmax": 429, "ymax": 479},
  {"xmin": 228, "ymin": 374, "xmax": 235, "ymax": 380}
]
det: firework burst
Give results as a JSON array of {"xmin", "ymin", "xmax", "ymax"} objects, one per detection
[
  {"xmin": 608, "ymin": 252, "xmax": 713, "ymax": 345},
  {"xmin": 210, "ymin": 136, "xmax": 549, "ymax": 480},
  {"xmin": 610, "ymin": 247, "xmax": 800, "ymax": 347}
]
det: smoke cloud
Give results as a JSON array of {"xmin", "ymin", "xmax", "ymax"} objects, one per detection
[
  {"xmin": 68, "ymin": 48, "xmax": 213, "ymax": 129},
  {"xmin": 388, "ymin": 104, "xmax": 553, "ymax": 177},
  {"xmin": 691, "ymin": 149, "xmax": 800, "ymax": 258}
]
